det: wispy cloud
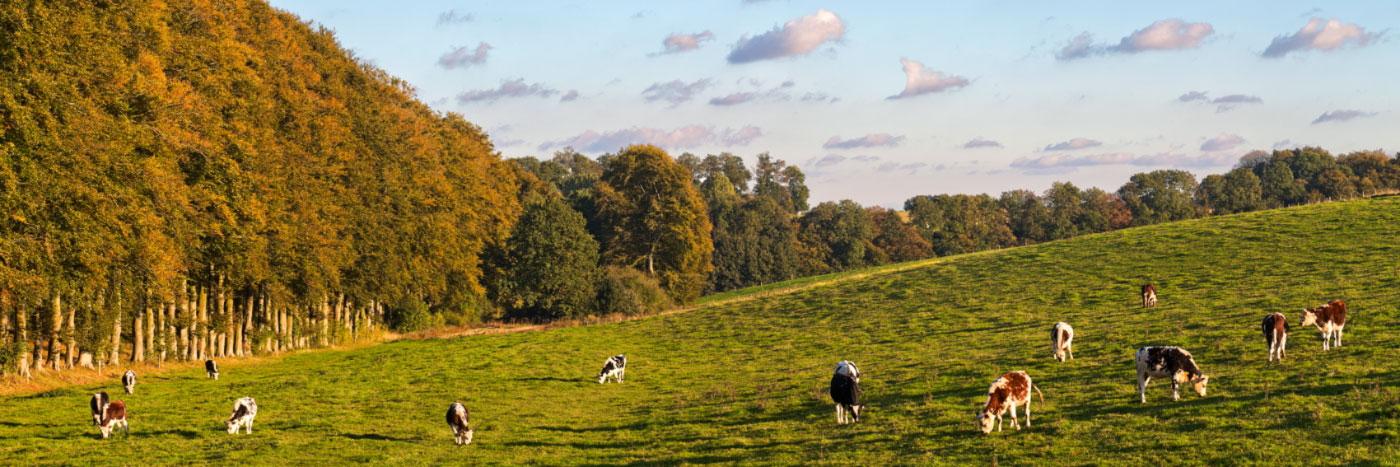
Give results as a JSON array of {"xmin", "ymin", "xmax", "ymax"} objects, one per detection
[
  {"xmin": 559, "ymin": 90, "xmax": 580, "ymax": 102},
  {"xmin": 876, "ymin": 162, "xmax": 928, "ymax": 175},
  {"xmin": 438, "ymin": 43, "xmax": 491, "ymax": 69},
  {"xmin": 888, "ymin": 58, "xmax": 969, "ymax": 99},
  {"xmin": 1057, "ymin": 19, "xmax": 1214, "ymax": 61},
  {"xmin": 1011, "ymin": 151, "xmax": 1235, "ymax": 172},
  {"xmin": 1200, "ymin": 133, "xmax": 1246, "ymax": 152},
  {"xmin": 1043, "ymin": 138, "xmax": 1102, "ymax": 151},
  {"xmin": 708, "ymin": 80, "xmax": 797, "ymax": 106},
  {"xmin": 800, "ymin": 92, "xmax": 839, "ymax": 104},
  {"xmin": 822, "ymin": 133, "xmax": 905, "ymax": 150},
  {"xmin": 659, "ymin": 31, "xmax": 715, "ymax": 55},
  {"xmin": 727, "ymin": 9, "xmax": 845, "ymax": 63},
  {"xmin": 1178, "ymin": 91, "xmax": 1263, "ymax": 112},
  {"xmin": 709, "ymin": 92, "xmax": 757, "ymax": 106},
  {"xmin": 541, "ymin": 125, "xmax": 762, "ymax": 152},
  {"xmin": 1311, "ymin": 109, "xmax": 1376, "ymax": 125},
  {"xmin": 642, "ymin": 79, "xmax": 712, "ymax": 107},
  {"xmin": 1178, "ymin": 91, "xmax": 1209, "ymax": 102},
  {"xmin": 814, "ymin": 154, "xmax": 846, "ymax": 167},
  {"xmin": 1055, "ymin": 33, "xmax": 1096, "ymax": 60},
  {"xmin": 455, "ymin": 78, "xmax": 557, "ymax": 104},
  {"xmin": 1263, "ymin": 18, "xmax": 1381, "ymax": 58},
  {"xmin": 437, "ymin": 10, "xmax": 473, "ymax": 26},
  {"xmin": 962, "ymin": 138, "xmax": 1003, "ymax": 149}
]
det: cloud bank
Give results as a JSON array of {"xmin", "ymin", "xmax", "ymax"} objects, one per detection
[
  {"xmin": 542, "ymin": 125, "xmax": 763, "ymax": 152},
  {"xmin": 727, "ymin": 9, "xmax": 845, "ymax": 63},
  {"xmin": 1011, "ymin": 151, "xmax": 1235, "ymax": 171}
]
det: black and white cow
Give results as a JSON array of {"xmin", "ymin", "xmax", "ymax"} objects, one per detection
[
  {"xmin": 1051, "ymin": 322, "xmax": 1074, "ymax": 362},
  {"xmin": 123, "ymin": 370, "xmax": 137, "ymax": 394},
  {"xmin": 205, "ymin": 360, "xmax": 219, "ymax": 380},
  {"xmin": 1134, "ymin": 346, "xmax": 1209, "ymax": 403},
  {"xmin": 596, "ymin": 354, "xmax": 626, "ymax": 384},
  {"xmin": 830, "ymin": 360, "xmax": 865, "ymax": 424},
  {"xmin": 446, "ymin": 402, "xmax": 474, "ymax": 445},
  {"xmin": 98, "ymin": 400, "xmax": 128, "ymax": 439},
  {"xmin": 90, "ymin": 392, "xmax": 110, "ymax": 426},
  {"xmin": 226, "ymin": 397, "xmax": 257, "ymax": 434}
]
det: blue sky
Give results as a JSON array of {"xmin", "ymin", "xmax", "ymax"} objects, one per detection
[{"xmin": 269, "ymin": 1, "xmax": 1398, "ymax": 207}]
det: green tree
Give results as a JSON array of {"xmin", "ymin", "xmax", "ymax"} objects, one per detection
[
  {"xmin": 1258, "ymin": 160, "xmax": 1306, "ymax": 207},
  {"xmin": 490, "ymin": 197, "xmax": 600, "ymax": 320},
  {"xmin": 795, "ymin": 200, "xmax": 874, "ymax": 274},
  {"xmin": 1117, "ymin": 170, "xmax": 1204, "ymax": 226},
  {"xmin": 868, "ymin": 207, "xmax": 932, "ymax": 263}
]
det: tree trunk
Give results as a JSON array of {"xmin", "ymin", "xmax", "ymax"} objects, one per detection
[
  {"xmin": 48, "ymin": 292, "xmax": 62, "ymax": 370},
  {"xmin": 159, "ymin": 301, "xmax": 169, "ymax": 362},
  {"xmin": 64, "ymin": 295, "xmax": 77, "ymax": 369},
  {"xmin": 133, "ymin": 305, "xmax": 144, "ymax": 363},
  {"xmin": 321, "ymin": 294, "xmax": 330, "ymax": 347},
  {"xmin": 110, "ymin": 302, "xmax": 122, "ymax": 366},
  {"xmin": 179, "ymin": 280, "xmax": 190, "ymax": 361},
  {"xmin": 15, "ymin": 296, "xmax": 31, "ymax": 379},
  {"xmin": 241, "ymin": 293, "xmax": 253, "ymax": 357},
  {"xmin": 198, "ymin": 282, "xmax": 208, "ymax": 359}
]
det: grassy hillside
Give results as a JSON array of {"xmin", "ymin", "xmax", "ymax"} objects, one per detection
[{"xmin": 3, "ymin": 198, "xmax": 1400, "ymax": 465}]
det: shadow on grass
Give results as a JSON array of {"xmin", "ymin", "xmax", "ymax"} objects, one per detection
[
  {"xmin": 147, "ymin": 429, "xmax": 200, "ymax": 439},
  {"xmin": 338, "ymin": 433, "xmax": 415, "ymax": 441},
  {"xmin": 516, "ymin": 377, "xmax": 581, "ymax": 383}
]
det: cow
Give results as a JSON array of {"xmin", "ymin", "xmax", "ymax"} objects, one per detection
[
  {"xmin": 596, "ymin": 354, "xmax": 626, "ymax": 384},
  {"xmin": 1051, "ymin": 322, "xmax": 1074, "ymax": 362},
  {"xmin": 1262, "ymin": 313, "xmax": 1289, "ymax": 362},
  {"xmin": 90, "ymin": 392, "xmax": 110, "ymax": 426},
  {"xmin": 446, "ymin": 402, "xmax": 474, "ymax": 445},
  {"xmin": 98, "ymin": 400, "xmax": 128, "ymax": 439},
  {"xmin": 226, "ymin": 397, "xmax": 258, "ymax": 434},
  {"xmin": 1142, "ymin": 284, "xmax": 1157, "ymax": 308},
  {"xmin": 123, "ymin": 370, "xmax": 137, "ymax": 394},
  {"xmin": 1300, "ymin": 300, "xmax": 1347, "ymax": 351},
  {"xmin": 205, "ymin": 360, "xmax": 219, "ymax": 380},
  {"xmin": 1134, "ymin": 346, "xmax": 1209, "ymax": 403},
  {"xmin": 976, "ymin": 371, "xmax": 1043, "ymax": 434},
  {"xmin": 830, "ymin": 360, "xmax": 865, "ymax": 424}
]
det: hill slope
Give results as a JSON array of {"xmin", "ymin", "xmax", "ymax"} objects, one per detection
[{"xmin": 3, "ymin": 198, "xmax": 1400, "ymax": 465}]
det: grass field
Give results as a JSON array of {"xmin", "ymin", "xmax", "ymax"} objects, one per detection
[{"xmin": 3, "ymin": 198, "xmax": 1400, "ymax": 465}]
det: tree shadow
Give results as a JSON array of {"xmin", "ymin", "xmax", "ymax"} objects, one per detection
[
  {"xmin": 338, "ymin": 433, "xmax": 414, "ymax": 441},
  {"xmin": 147, "ymin": 429, "xmax": 200, "ymax": 439},
  {"xmin": 516, "ymin": 376, "xmax": 580, "ymax": 383}
]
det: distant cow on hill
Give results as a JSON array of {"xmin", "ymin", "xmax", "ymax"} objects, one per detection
[
  {"xmin": 830, "ymin": 361, "xmax": 865, "ymax": 424},
  {"xmin": 976, "ymin": 371, "xmax": 1043, "ymax": 434},
  {"xmin": 206, "ymin": 360, "xmax": 219, "ymax": 380},
  {"xmin": 226, "ymin": 397, "xmax": 257, "ymax": 434},
  {"xmin": 90, "ymin": 392, "xmax": 110, "ymax": 426},
  {"xmin": 1134, "ymin": 346, "xmax": 1209, "ymax": 403},
  {"xmin": 1262, "ymin": 313, "xmax": 1289, "ymax": 362},
  {"xmin": 446, "ymin": 402, "xmax": 474, "ymax": 445},
  {"xmin": 1301, "ymin": 300, "xmax": 1347, "ymax": 351},
  {"xmin": 597, "ymin": 355, "xmax": 626, "ymax": 384},
  {"xmin": 1142, "ymin": 284, "xmax": 1157, "ymax": 308},
  {"xmin": 1051, "ymin": 322, "xmax": 1074, "ymax": 362},
  {"xmin": 123, "ymin": 370, "xmax": 136, "ymax": 394},
  {"xmin": 98, "ymin": 400, "xmax": 128, "ymax": 439}
]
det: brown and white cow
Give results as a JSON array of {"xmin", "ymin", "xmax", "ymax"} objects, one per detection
[
  {"xmin": 1262, "ymin": 313, "xmax": 1289, "ymax": 362},
  {"xmin": 1135, "ymin": 346, "xmax": 1208, "ymax": 403},
  {"xmin": 98, "ymin": 400, "xmax": 129, "ymax": 439},
  {"xmin": 976, "ymin": 371, "xmax": 1043, "ymax": 434},
  {"xmin": 1051, "ymin": 322, "xmax": 1074, "ymax": 362},
  {"xmin": 446, "ymin": 402, "xmax": 474, "ymax": 445},
  {"xmin": 1300, "ymin": 300, "xmax": 1347, "ymax": 351},
  {"xmin": 1141, "ymin": 284, "xmax": 1157, "ymax": 308}
]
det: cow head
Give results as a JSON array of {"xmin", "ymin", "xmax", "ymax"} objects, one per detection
[
  {"xmin": 463, "ymin": 428, "xmax": 475, "ymax": 445},
  {"xmin": 976, "ymin": 411, "xmax": 995, "ymax": 434},
  {"xmin": 1300, "ymin": 309, "xmax": 1317, "ymax": 326},
  {"xmin": 1191, "ymin": 375, "xmax": 1210, "ymax": 397},
  {"xmin": 596, "ymin": 373, "xmax": 608, "ymax": 384}
]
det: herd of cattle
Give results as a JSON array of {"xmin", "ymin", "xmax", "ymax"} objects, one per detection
[{"xmin": 80, "ymin": 286, "xmax": 1350, "ymax": 442}]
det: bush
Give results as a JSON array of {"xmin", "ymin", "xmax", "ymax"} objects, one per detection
[
  {"xmin": 595, "ymin": 266, "xmax": 671, "ymax": 316},
  {"xmin": 386, "ymin": 296, "xmax": 434, "ymax": 333}
]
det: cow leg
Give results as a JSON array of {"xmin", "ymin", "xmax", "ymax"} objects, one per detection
[
  {"xmin": 835, "ymin": 404, "xmax": 843, "ymax": 424},
  {"xmin": 247, "ymin": 419, "xmax": 253, "ymax": 434},
  {"xmin": 1138, "ymin": 374, "xmax": 1149, "ymax": 403},
  {"xmin": 1025, "ymin": 398, "xmax": 1032, "ymax": 427},
  {"xmin": 1281, "ymin": 333, "xmax": 1287, "ymax": 359},
  {"xmin": 996, "ymin": 414, "xmax": 1003, "ymax": 432},
  {"xmin": 1068, "ymin": 344, "xmax": 1073, "ymax": 360},
  {"xmin": 1171, "ymin": 381, "xmax": 1180, "ymax": 401},
  {"xmin": 1336, "ymin": 327, "xmax": 1343, "ymax": 347},
  {"xmin": 1009, "ymin": 403, "xmax": 1019, "ymax": 430}
]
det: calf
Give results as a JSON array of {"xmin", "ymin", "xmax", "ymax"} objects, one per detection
[
  {"xmin": 1300, "ymin": 300, "xmax": 1347, "ymax": 351},
  {"xmin": 205, "ymin": 360, "xmax": 220, "ymax": 380},
  {"xmin": 446, "ymin": 402, "xmax": 474, "ymax": 445},
  {"xmin": 98, "ymin": 400, "xmax": 128, "ymax": 439},
  {"xmin": 976, "ymin": 371, "xmax": 1043, "ymax": 434},
  {"xmin": 226, "ymin": 397, "xmax": 257, "ymax": 434},
  {"xmin": 1134, "ymin": 346, "xmax": 1209, "ymax": 403},
  {"xmin": 90, "ymin": 392, "xmax": 110, "ymax": 426},
  {"xmin": 1051, "ymin": 322, "xmax": 1074, "ymax": 362},
  {"xmin": 830, "ymin": 361, "xmax": 865, "ymax": 424},
  {"xmin": 123, "ymin": 370, "xmax": 137, "ymax": 394},
  {"xmin": 596, "ymin": 354, "xmax": 626, "ymax": 384},
  {"xmin": 1142, "ymin": 284, "xmax": 1157, "ymax": 308},
  {"xmin": 1262, "ymin": 313, "xmax": 1289, "ymax": 362}
]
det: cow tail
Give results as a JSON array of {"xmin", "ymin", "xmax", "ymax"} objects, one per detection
[{"xmin": 1033, "ymin": 384, "xmax": 1044, "ymax": 405}]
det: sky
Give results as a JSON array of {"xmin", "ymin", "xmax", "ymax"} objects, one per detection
[{"xmin": 268, "ymin": 1, "xmax": 1399, "ymax": 208}]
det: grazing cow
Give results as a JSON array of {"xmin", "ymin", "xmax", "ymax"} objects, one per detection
[
  {"xmin": 1300, "ymin": 300, "xmax": 1347, "ymax": 351},
  {"xmin": 1051, "ymin": 322, "xmax": 1074, "ymax": 362},
  {"xmin": 446, "ymin": 402, "xmax": 474, "ymax": 445},
  {"xmin": 1134, "ymin": 346, "xmax": 1209, "ymax": 403},
  {"xmin": 98, "ymin": 400, "xmax": 128, "ymax": 439},
  {"xmin": 90, "ymin": 392, "xmax": 110, "ymax": 426},
  {"xmin": 976, "ymin": 371, "xmax": 1043, "ymax": 434},
  {"xmin": 123, "ymin": 370, "xmax": 137, "ymax": 394},
  {"xmin": 830, "ymin": 361, "xmax": 865, "ymax": 424},
  {"xmin": 596, "ymin": 354, "xmax": 626, "ymax": 384},
  {"xmin": 1142, "ymin": 284, "xmax": 1157, "ymax": 308},
  {"xmin": 205, "ymin": 360, "xmax": 219, "ymax": 380},
  {"xmin": 226, "ymin": 397, "xmax": 258, "ymax": 434},
  {"xmin": 1262, "ymin": 313, "xmax": 1290, "ymax": 362}
]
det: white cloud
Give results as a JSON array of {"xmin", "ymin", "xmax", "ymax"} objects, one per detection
[
  {"xmin": 962, "ymin": 138, "xmax": 1003, "ymax": 149},
  {"xmin": 541, "ymin": 125, "xmax": 762, "ymax": 152},
  {"xmin": 1200, "ymin": 133, "xmax": 1246, "ymax": 152},
  {"xmin": 888, "ymin": 58, "xmax": 969, "ymax": 100},
  {"xmin": 455, "ymin": 78, "xmax": 557, "ymax": 104},
  {"xmin": 1264, "ymin": 18, "xmax": 1381, "ymax": 58},
  {"xmin": 642, "ymin": 79, "xmax": 712, "ymax": 107},
  {"xmin": 727, "ymin": 9, "xmax": 845, "ymax": 63},
  {"xmin": 1043, "ymin": 138, "xmax": 1102, "ymax": 151},
  {"xmin": 1311, "ymin": 109, "xmax": 1376, "ymax": 125},
  {"xmin": 822, "ymin": 133, "xmax": 905, "ymax": 150},
  {"xmin": 1056, "ymin": 19, "xmax": 1214, "ymax": 61},
  {"xmin": 661, "ymin": 31, "xmax": 715, "ymax": 54},
  {"xmin": 438, "ymin": 43, "xmax": 491, "ymax": 69}
]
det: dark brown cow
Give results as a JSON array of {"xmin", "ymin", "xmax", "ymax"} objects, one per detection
[
  {"xmin": 99, "ymin": 400, "xmax": 128, "ymax": 439},
  {"xmin": 976, "ymin": 371, "xmax": 1043, "ymax": 434},
  {"xmin": 1141, "ymin": 284, "xmax": 1157, "ymax": 308},
  {"xmin": 1262, "ymin": 313, "xmax": 1289, "ymax": 362},
  {"xmin": 1300, "ymin": 300, "xmax": 1347, "ymax": 351}
]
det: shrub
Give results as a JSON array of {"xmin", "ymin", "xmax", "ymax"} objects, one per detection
[
  {"xmin": 595, "ymin": 266, "xmax": 671, "ymax": 316},
  {"xmin": 386, "ymin": 296, "xmax": 433, "ymax": 333}
]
